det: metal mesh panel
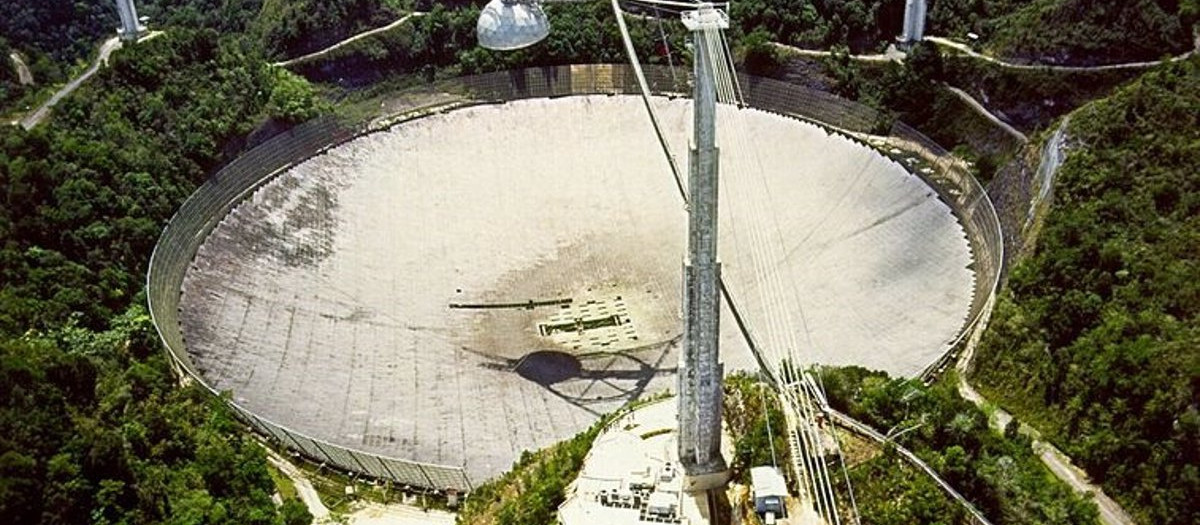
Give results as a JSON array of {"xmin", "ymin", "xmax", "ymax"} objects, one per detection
[
  {"xmin": 889, "ymin": 121, "xmax": 1004, "ymax": 379},
  {"xmin": 260, "ymin": 416, "xmax": 306, "ymax": 451},
  {"xmin": 230, "ymin": 404, "xmax": 272, "ymax": 436},
  {"xmin": 284, "ymin": 429, "xmax": 330, "ymax": 462},
  {"xmin": 422, "ymin": 464, "xmax": 474, "ymax": 491},
  {"xmin": 318, "ymin": 439, "xmax": 367, "ymax": 473},
  {"xmin": 146, "ymin": 63, "xmax": 1001, "ymax": 492},
  {"xmin": 381, "ymin": 457, "xmax": 437, "ymax": 488},
  {"xmin": 350, "ymin": 450, "xmax": 400, "ymax": 481}
]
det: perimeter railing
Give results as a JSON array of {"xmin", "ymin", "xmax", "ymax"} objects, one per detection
[{"xmin": 147, "ymin": 64, "xmax": 1003, "ymax": 493}]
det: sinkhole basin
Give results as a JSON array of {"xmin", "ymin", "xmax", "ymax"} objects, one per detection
[{"xmin": 178, "ymin": 95, "xmax": 975, "ymax": 482}]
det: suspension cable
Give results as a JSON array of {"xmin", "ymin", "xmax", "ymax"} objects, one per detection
[{"xmin": 609, "ymin": 0, "xmax": 687, "ymax": 199}]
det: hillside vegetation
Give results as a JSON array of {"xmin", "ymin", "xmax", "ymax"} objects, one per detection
[
  {"xmin": 837, "ymin": 448, "xmax": 971, "ymax": 525},
  {"xmin": 929, "ymin": 0, "xmax": 1196, "ymax": 65},
  {"xmin": 971, "ymin": 56, "xmax": 1199, "ymax": 524},
  {"xmin": 984, "ymin": 0, "xmax": 1197, "ymax": 65},
  {"xmin": 0, "ymin": 0, "xmax": 404, "ymax": 111},
  {"xmin": 822, "ymin": 367, "xmax": 1097, "ymax": 524},
  {"xmin": 0, "ymin": 29, "xmax": 317, "ymax": 333},
  {"xmin": 0, "ymin": 27, "xmax": 321, "ymax": 525},
  {"xmin": 0, "ymin": 308, "xmax": 310, "ymax": 525},
  {"xmin": 942, "ymin": 55, "xmax": 1144, "ymax": 132}
]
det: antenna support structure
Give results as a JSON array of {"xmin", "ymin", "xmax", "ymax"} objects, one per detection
[
  {"xmin": 677, "ymin": 2, "xmax": 731, "ymax": 491},
  {"xmin": 115, "ymin": 0, "xmax": 147, "ymax": 42}
]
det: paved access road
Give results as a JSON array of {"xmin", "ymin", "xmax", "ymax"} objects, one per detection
[
  {"xmin": 274, "ymin": 13, "xmax": 426, "ymax": 68},
  {"xmin": 20, "ymin": 37, "xmax": 122, "ymax": 130},
  {"xmin": 263, "ymin": 446, "xmax": 331, "ymax": 522},
  {"xmin": 956, "ymin": 348, "xmax": 1135, "ymax": 525},
  {"xmin": 926, "ymin": 36, "xmax": 1195, "ymax": 72}
]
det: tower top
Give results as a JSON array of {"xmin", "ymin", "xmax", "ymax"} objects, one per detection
[{"xmin": 681, "ymin": 3, "xmax": 729, "ymax": 31}]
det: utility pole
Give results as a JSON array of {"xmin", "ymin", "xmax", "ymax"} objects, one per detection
[{"xmin": 677, "ymin": 3, "xmax": 729, "ymax": 490}]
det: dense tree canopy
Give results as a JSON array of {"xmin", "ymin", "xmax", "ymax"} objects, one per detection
[
  {"xmin": 972, "ymin": 55, "xmax": 1200, "ymax": 525},
  {"xmin": 252, "ymin": 0, "xmax": 405, "ymax": 59},
  {"xmin": 983, "ymin": 0, "xmax": 1198, "ymax": 65},
  {"xmin": 287, "ymin": 2, "xmax": 689, "ymax": 85},
  {"xmin": 837, "ymin": 447, "xmax": 970, "ymax": 525},
  {"xmin": 0, "ymin": 23, "xmax": 320, "ymax": 525},
  {"xmin": 0, "ymin": 29, "xmax": 319, "ymax": 333},
  {"xmin": 0, "ymin": 309, "xmax": 291, "ymax": 524},
  {"xmin": 822, "ymin": 366, "xmax": 1098, "ymax": 524}
]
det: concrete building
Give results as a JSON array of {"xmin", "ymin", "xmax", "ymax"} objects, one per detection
[
  {"xmin": 751, "ymin": 466, "xmax": 789, "ymax": 521},
  {"xmin": 558, "ymin": 400, "xmax": 724, "ymax": 525}
]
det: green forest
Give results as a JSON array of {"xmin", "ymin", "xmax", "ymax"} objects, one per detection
[
  {"xmin": 1, "ymin": 1, "xmax": 1197, "ymax": 524},
  {"xmin": 821, "ymin": 366, "xmax": 1098, "ymax": 524},
  {"xmin": 0, "ymin": 19, "xmax": 321, "ymax": 525},
  {"xmin": 7, "ymin": 0, "xmax": 1194, "ymax": 111},
  {"xmin": 1, "ymin": 308, "xmax": 310, "ymax": 524},
  {"xmin": 981, "ymin": 0, "xmax": 1198, "ymax": 65},
  {"xmin": 971, "ymin": 55, "xmax": 1199, "ymax": 525}
]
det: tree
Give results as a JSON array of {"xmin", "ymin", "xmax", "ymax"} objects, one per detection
[{"xmin": 740, "ymin": 28, "xmax": 787, "ymax": 78}]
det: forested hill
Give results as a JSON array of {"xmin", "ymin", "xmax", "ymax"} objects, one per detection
[
  {"xmin": 929, "ymin": 0, "xmax": 1197, "ymax": 66},
  {"xmin": 0, "ymin": 0, "xmax": 401, "ymax": 110},
  {"xmin": 0, "ymin": 28, "xmax": 320, "ymax": 524},
  {"xmin": 971, "ymin": 55, "xmax": 1199, "ymax": 525}
]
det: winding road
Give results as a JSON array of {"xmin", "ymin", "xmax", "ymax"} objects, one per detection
[
  {"xmin": 943, "ymin": 85, "xmax": 1028, "ymax": 143},
  {"xmin": 776, "ymin": 35, "xmax": 1195, "ymax": 143},
  {"xmin": 19, "ymin": 37, "xmax": 122, "ymax": 130},
  {"xmin": 957, "ymin": 335, "xmax": 1135, "ymax": 525},
  {"xmin": 926, "ymin": 36, "xmax": 1196, "ymax": 72},
  {"xmin": 274, "ymin": 13, "xmax": 426, "ymax": 68}
]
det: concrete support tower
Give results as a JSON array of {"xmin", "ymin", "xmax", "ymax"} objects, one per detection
[
  {"xmin": 678, "ymin": 4, "xmax": 729, "ymax": 489},
  {"xmin": 899, "ymin": 0, "xmax": 927, "ymax": 45},
  {"xmin": 115, "ymin": 0, "xmax": 146, "ymax": 42}
]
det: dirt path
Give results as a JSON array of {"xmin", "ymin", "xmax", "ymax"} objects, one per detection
[
  {"xmin": 956, "ymin": 346, "xmax": 1135, "ymax": 525},
  {"xmin": 943, "ymin": 85, "xmax": 1028, "ymax": 143},
  {"xmin": 926, "ymin": 36, "xmax": 1194, "ymax": 71},
  {"xmin": 262, "ymin": 447, "xmax": 331, "ymax": 521},
  {"xmin": 771, "ymin": 41, "xmax": 901, "ymax": 63},
  {"xmin": 20, "ymin": 37, "xmax": 122, "ymax": 130},
  {"xmin": 773, "ymin": 41, "xmax": 1030, "ymax": 141},
  {"xmin": 274, "ymin": 13, "xmax": 426, "ymax": 68}
]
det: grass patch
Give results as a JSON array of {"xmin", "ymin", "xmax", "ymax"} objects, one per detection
[{"xmin": 267, "ymin": 462, "xmax": 300, "ymax": 502}]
